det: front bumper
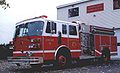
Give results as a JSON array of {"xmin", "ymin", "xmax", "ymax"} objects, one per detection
[{"xmin": 8, "ymin": 57, "xmax": 43, "ymax": 65}]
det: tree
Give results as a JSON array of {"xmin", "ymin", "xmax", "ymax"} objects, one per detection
[{"xmin": 0, "ymin": 0, "xmax": 10, "ymax": 10}]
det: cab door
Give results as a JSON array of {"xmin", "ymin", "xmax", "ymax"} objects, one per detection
[
  {"xmin": 68, "ymin": 24, "xmax": 80, "ymax": 58},
  {"xmin": 43, "ymin": 21, "xmax": 58, "ymax": 60}
]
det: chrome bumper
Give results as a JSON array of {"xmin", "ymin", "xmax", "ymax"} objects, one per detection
[{"xmin": 8, "ymin": 57, "xmax": 43, "ymax": 65}]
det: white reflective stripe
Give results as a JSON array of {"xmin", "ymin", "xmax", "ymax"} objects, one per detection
[
  {"xmin": 29, "ymin": 51, "xmax": 43, "ymax": 53},
  {"xmin": 13, "ymin": 50, "xmax": 55, "ymax": 54},
  {"xmin": 13, "ymin": 51, "xmax": 22, "ymax": 54},
  {"xmin": 44, "ymin": 50, "xmax": 55, "ymax": 53},
  {"xmin": 110, "ymin": 52, "xmax": 117, "ymax": 54},
  {"xmin": 95, "ymin": 50, "xmax": 117, "ymax": 55},
  {"xmin": 70, "ymin": 50, "xmax": 81, "ymax": 52},
  {"xmin": 13, "ymin": 49, "xmax": 82, "ymax": 54},
  {"xmin": 95, "ymin": 50, "xmax": 102, "ymax": 54},
  {"xmin": 14, "ymin": 50, "xmax": 116, "ymax": 55}
]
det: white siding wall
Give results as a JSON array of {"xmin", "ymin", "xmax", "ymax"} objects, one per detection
[
  {"xmin": 115, "ymin": 29, "xmax": 120, "ymax": 57},
  {"xmin": 57, "ymin": 0, "xmax": 120, "ymax": 28},
  {"xmin": 115, "ymin": 29, "xmax": 120, "ymax": 43}
]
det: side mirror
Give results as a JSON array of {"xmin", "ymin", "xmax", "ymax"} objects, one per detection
[{"xmin": 58, "ymin": 31, "xmax": 62, "ymax": 44}]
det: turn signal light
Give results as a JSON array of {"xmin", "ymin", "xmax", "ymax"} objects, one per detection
[{"xmin": 39, "ymin": 15, "xmax": 48, "ymax": 18}]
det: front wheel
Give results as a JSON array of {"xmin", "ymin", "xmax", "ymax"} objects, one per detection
[{"xmin": 56, "ymin": 52, "xmax": 71, "ymax": 68}]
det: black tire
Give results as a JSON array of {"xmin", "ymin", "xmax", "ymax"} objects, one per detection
[
  {"xmin": 31, "ymin": 64, "xmax": 42, "ymax": 71},
  {"xmin": 101, "ymin": 48, "xmax": 110, "ymax": 64},
  {"xmin": 56, "ymin": 51, "xmax": 71, "ymax": 68}
]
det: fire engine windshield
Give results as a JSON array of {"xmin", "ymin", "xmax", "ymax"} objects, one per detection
[{"xmin": 14, "ymin": 21, "xmax": 44, "ymax": 38}]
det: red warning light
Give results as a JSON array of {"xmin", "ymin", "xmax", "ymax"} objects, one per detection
[{"xmin": 39, "ymin": 15, "xmax": 48, "ymax": 18}]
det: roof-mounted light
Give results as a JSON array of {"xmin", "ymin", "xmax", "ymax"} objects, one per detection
[
  {"xmin": 16, "ymin": 15, "xmax": 48, "ymax": 25},
  {"xmin": 39, "ymin": 15, "xmax": 48, "ymax": 18}
]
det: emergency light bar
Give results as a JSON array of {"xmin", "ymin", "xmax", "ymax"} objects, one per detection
[
  {"xmin": 16, "ymin": 15, "xmax": 48, "ymax": 25},
  {"xmin": 39, "ymin": 15, "xmax": 48, "ymax": 18}
]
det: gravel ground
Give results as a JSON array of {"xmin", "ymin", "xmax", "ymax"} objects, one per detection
[
  {"xmin": 39, "ymin": 60, "xmax": 120, "ymax": 73},
  {"xmin": 0, "ymin": 59, "xmax": 120, "ymax": 73}
]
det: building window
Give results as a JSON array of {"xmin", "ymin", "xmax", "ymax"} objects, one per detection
[
  {"xmin": 62, "ymin": 24, "xmax": 67, "ymax": 34},
  {"xmin": 69, "ymin": 25, "xmax": 77, "ymax": 35},
  {"xmin": 68, "ymin": 7, "xmax": 79, "ymax": 17},
  {"xmin": 117, "ymin": 43, "xmax": 120, "ymax": 46},
  {"xmin": 113, "ymin": 0, "xmax": 120, "ymax": 10}
]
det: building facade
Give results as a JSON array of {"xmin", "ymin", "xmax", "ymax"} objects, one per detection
[{"xmin": 57, "ymin": 0, "xmax": 120, "ymax": 28}]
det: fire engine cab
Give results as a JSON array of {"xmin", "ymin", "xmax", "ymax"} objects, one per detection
[{"xmin": 8, "ymin": 15, "xmax": 117, "ymax": 67}]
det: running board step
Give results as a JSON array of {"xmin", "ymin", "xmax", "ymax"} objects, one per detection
[{"xmin": 79, "ymin": 56, "xmax": 95, "ymax": 59}]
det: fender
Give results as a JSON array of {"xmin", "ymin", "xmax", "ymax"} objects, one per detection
[{"xmin": 54, "ymin": 45, "xmax": 69, "ymax": 60}]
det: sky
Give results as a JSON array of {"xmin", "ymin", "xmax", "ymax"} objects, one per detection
[{"xmin": 0, "ymin": 0, "xmax": 80, "ymax": 44}]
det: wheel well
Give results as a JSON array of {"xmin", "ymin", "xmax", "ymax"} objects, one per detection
[{"xmin": 55, "ymin": 47, "xmax": 71, "ymax": 60}]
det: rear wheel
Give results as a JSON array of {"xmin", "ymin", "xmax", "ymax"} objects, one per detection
[{"xmin": 101, "ymin": 48, "xmax": 110, "ymax": 64}]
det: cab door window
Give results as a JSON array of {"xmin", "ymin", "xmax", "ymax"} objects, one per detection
[
  {"xmin": 52, "ymin": 22, "xmax": 56, "ymax": 34},
  {"xmin": 69, "ymin": 25, "xmax": 77, "ymax": 35},
  {"xmin": 46, "ymin": 22, "xmax": 51, "ymax": 33},
  {"xmin": 62, "ymin": 24, "xmax": 67, "ymax": 34},
  {"xmin": 46, "ymin": 21, "xmax": 57, "ymax": 34}
]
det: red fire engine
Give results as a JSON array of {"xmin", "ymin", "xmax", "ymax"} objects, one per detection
[{"xmin": 8, "ymin": 15, "xmax": 117, "ymax": 67}]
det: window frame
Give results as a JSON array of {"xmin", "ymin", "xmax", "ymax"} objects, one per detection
[
  {"xmin": 62, "ymin": 24, "xmax": 67, "ymax": 35},
  {"xmin": 69, "ymin": 25, "xmax": 77, "ymax": 36},
  {"xmin": 113, "ymin": 0, "xmax": 120, "ymax": 10},
  {"xmin": 52, "ymin": 22, "xmax": 57, "ymax": 34},
  {"xmin": 46, "ymin": 21, "xmax": 57, "ymax": 34},
  {"xmin": 68, "ymin": 7, "xmax": 79, "ymax": 18},
  {"xmin": 46, "ymin": 21, "xmax": 51, "ymax": 33}
]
